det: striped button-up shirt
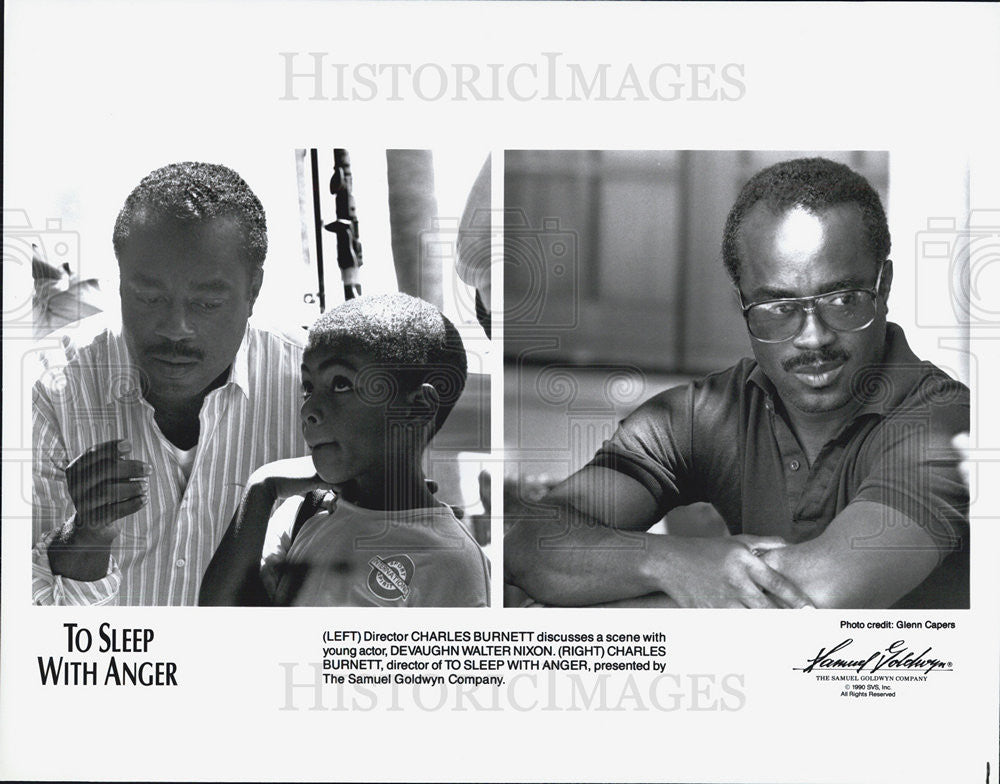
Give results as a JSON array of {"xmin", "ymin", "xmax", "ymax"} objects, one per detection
[{"xmin": 32, "ymin": 315, "xmax": 307, "ymax": 605}]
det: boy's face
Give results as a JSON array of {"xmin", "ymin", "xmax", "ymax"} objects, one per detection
[{"xmin": 300, "ymin": 339, "xmax": 404, "ymax": 488}]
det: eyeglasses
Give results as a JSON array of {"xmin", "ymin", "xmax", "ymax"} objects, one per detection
[{"xmin": 737, "ymin": 261, "xmax": 886, "ymax": 343}]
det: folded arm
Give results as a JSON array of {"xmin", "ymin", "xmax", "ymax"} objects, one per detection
[
  {"xmin": 769, "ymin": 404, "xmax": 970, "ymax": 609},
  {"xmin": 504, "ymin": 468, "xmax": 667, "ymax": 606},
  {"xmin": 504, "ymin": 467, "xmax": 812, "ymax": 609},
  {"xmin": 761, "ymin": 500, "xmax": 942, "ymax": 609}
]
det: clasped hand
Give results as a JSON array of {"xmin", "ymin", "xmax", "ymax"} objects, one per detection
[{"xmin": 657, "ymin": 535, "xmax": 814, "ymax": 609}]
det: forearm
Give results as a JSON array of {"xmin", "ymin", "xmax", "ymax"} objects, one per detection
[
  {"xmin": 505, "ymin": 510, "xmax": 671, "ymax": 606},
  {"xmin": 35, "ymin": 414, "xmax": 109, "ymax": 582},
  {"xmin": 761, "ymin": 545, "xmax": 874, "ymax": 609},
  {"xmin": 760, "ymin": 502, "xmax": 940, "ymax": 609},
  {"xmin": 46, "ymin": 518, "xmax": 113, "ymax": 581},
  {"xmin": 33, "ymin": 530, "xmax": 121, "ymax": 606},
  {"xmin": 588, "ymin": 593, "xmax": 681, "ymax": 608},
  {"xmin": 199, "ymin": 483, "xmax": 276, "ymax": 606}
]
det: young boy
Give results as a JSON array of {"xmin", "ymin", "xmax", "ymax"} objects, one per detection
[{"xmin": 199, "ymin": 294, "xmax": 490, "ymax": 607}]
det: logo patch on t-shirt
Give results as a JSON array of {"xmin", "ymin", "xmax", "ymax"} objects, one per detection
[{"xmin": 367, "ymin": 555, "xmax": 414, "ymax": 601}]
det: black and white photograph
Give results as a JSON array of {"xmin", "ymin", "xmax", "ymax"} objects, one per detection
[
  {"xmin": 503, "ymin": 151, "xmax": 969, "ymax": 611},
  {"xmin": 3, "ymin": 2, "xmax": 998, "ymax": 783},
  {"xmin": 26, "ymin": 149, "xmax": 492, "ymax": 609}
]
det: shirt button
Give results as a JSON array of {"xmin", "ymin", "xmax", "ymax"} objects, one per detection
[
  {"xmin": 789, "ymin": 460, "xmax": 801, "ymax": 471},
  {"xmin": 175, "ymin": 558, "xmax": 186, "ymax": 568}
]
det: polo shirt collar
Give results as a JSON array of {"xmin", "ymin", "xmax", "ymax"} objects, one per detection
[
  {"xmin": 852, "ymin": 323, "xmax": 925, "ymax": 416},
  {"xmin": 746, "ymin": 322, "xmax": 925, "ymax": 420}
]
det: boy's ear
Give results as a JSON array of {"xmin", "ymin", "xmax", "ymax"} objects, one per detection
[{"xmin": 405, "ymin": 383, "xmax": 440, "ymax": 425}]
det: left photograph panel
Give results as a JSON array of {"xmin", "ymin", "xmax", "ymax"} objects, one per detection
[{"xmin": 22, "ymin": 149, "xmax": 493, "ymax": 607}]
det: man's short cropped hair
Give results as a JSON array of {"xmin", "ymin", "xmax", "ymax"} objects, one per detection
[
  {"xmin": 307, "ymin": 293, "xmax": 468, "ymax": 435},
  {"xmin": 112, "ymin": 161, "xmax": 268, "ymax": 270},
  {"xmin": 722, "ymin": 157, "xmax": 891, "ymax": 285}
]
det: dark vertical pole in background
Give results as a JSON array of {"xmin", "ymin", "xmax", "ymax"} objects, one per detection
[
  {"xmin": 309, "ymin": 148, "xmax": 327, "ymax": 313},
  {"xmin": 328, "ymin": 148, "xmax": 363, "ymax": 300}
]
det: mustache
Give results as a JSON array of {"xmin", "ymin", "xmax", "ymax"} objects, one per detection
[
  {"xmin": 782, "ymin": 348, "xmax": 850, "ymax": 373},
  {"xmin": 145, "ymin": 341, "xmax": 205, "ymax": 361}
]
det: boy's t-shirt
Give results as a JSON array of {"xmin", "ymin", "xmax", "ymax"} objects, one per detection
[{"xmin": 259, "ymin": 496, "xmax": 490, "ymax": 607}]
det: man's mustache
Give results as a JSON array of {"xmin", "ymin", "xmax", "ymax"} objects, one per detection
[
  {"xmin": 782, "ymin": 348, "xmax": 850, "ymax": 372},
  {"xmin": 145, "ymin": 342, "xmax": 205, "ymax": 361}
]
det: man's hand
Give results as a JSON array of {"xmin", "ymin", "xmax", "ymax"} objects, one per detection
[
  {"xmin": 48, "ymin": 439, "xmax": 149, "ymax": 581},
  {"xmin": 655, "ymin": 535, "xmax": 815, "ymax": 609},
  {"xmin": 64, "ymin": 439, "xmax": 149, "ymax": 542}
]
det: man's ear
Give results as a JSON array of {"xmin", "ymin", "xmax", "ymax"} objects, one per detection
[
  {"xmin": 880, "ymin": 259, "xmax": 893, "ymax": 307},
  {"xmin": 405, "ymin": 383, "xmax": 440, "ymax": 425},
  {"xmin": 248, "ymin": 266, "xmax": 264, "ymax": 314}
]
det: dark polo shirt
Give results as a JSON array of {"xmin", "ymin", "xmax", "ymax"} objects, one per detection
[{"xmin": 589, "ymin": 324, "xmax": 969, "ymax": 609}]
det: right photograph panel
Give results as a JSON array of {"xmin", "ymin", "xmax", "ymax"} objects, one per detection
[{"xmin": 502, "ymin": 150, "xmax": 970, "ymax": 610}]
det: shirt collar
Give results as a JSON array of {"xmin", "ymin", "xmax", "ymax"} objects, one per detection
[
  {"xmin": 104, "ymin": 315, "xmax": 139, "ymax": 405},
  {"xmin": 851, "ymin": 323, "xmax": 925, "ymax": 417},
  {"xmin": 104, "ymin": 321, "xmax": 252, "ymax": 404},
  {"xmin": 228, "ymin": 325, "xmax": 251, "ymax": 399},
  {"xmin": 746, "ymin": 322, "xmax": 925, "ymax": 420}
]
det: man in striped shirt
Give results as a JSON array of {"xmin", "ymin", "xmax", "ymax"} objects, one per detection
[{"xmin": 32, "ymin": 162, "xmax": 308, "ymax": 605}]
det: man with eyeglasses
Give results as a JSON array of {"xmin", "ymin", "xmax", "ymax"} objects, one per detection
[{"xmin": 505, "ymin": 157, "xmax": 969, "ymax": 609}]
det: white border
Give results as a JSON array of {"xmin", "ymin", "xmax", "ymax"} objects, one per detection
[{"xmin": 3, "ymin": 2, "xmax": 998, "ymax": 782}]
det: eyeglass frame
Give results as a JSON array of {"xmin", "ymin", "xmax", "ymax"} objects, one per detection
[{"xmin": 735, "ymin": 260, "xmax": 888, "ymax": 344}]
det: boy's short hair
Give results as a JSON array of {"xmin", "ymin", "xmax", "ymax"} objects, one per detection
[{"xmin": 307, "ymin": 293, "xmax": 468, "ymax": 434}]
